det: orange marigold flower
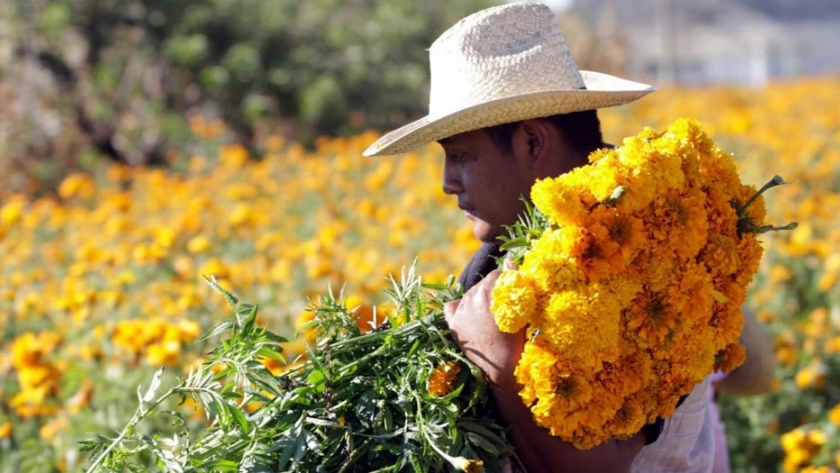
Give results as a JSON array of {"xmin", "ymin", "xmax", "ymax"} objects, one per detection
[
  {"xmin": 427, "ymin": 361, "xmax": 462, "ymax": 397},
  {"xmin": 564, "ymin": 220, "xmax": 623, "ymax": 282},
  {"xmin": 625, "ymin": 291, "xmax": 678, "ymax": 345},
  {"xmin": 604, "ymin": 398, "xmax": 646, "ymax": 439},
  {"xmin": 597, "ymin": 207, "xmax": 645, "ymax": 262},
  {"xmin": 716, "ymin": 343, "xmax": 747, "ymax": 374},
  {"xmin": 345, "ymin": 295, "xmax": 381, "ymax": 333}
]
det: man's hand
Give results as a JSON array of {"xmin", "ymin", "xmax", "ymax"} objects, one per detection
[
  {"xmin": 444, "ymin": 267, "xmax": 646, "ymax": 473},
  {"xmin": 444, "ymin": 268, "xmax": 526, "ymax": 389}
]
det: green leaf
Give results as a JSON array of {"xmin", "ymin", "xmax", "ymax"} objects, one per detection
[
  {"xmin": 199, "ymin": 321, "xmax": 234, "ymax": 342},
  {"xmin": 307, "ymin": 369, "xmax": 327, "ymax": 392},
  {"xmin": 198, "ymin": 458, "xmax": 240, "ymax": 471},
  {"xmin": 203, "ymin": 275, "xmax": 239, "ymax": 307},
  {"xmin": 229, "ymin": 405, "xmax": 250, "ymax": 432},
  {"xmin": 406, "ymin": 338, "xmax": 421, "ymax": 359},
  {"xmin": 464, "ymin": 431, "xmax": 501, "ymax": 457}
]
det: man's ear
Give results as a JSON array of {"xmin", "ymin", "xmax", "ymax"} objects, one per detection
[{"xmin": 512, "ymin": 119, "xmax": 554, "ymax": 167}]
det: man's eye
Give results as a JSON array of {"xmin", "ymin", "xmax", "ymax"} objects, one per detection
[{"xmin": 449, "ymin": 153, "xmax": 466, "ymax": 163}]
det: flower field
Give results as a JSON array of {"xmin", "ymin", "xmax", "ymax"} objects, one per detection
[{"xmin": 1, "ymin": 76, "xmax": 839, "ymax": 472}]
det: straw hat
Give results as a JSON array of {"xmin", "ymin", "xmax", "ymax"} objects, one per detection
[{"xmin": 363, "ymin": 2, "xmax": 655, "ymax": 157}]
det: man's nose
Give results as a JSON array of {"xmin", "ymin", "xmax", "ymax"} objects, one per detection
[{"xmin": 442, "ymin": 161, "xmax": 463, "ymax": 195}]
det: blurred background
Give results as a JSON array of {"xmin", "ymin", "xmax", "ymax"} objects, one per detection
[
  {"xmin": 0, "ymin": 1, "xmax": 839, "ymax": 472},
  {"xmin": 3, "ymin": 0, "xmax": 837, "ymax": 194}
]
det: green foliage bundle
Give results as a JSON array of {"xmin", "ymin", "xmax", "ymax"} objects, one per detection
[{"xmin": 82, "ymin": 267, "xmax": 512, "ymax": 472}]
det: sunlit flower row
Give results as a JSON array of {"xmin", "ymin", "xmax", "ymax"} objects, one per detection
[{"xmin": 0, "ymin": 76, "xmax": 838, "ymax": 471}]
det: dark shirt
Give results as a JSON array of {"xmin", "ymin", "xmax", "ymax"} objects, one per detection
[{"xmin": 457, "ymin": 241, "xmax": 665, "ymax": 446}]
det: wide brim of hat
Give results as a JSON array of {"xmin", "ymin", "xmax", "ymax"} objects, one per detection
[{"xmin": 363, "ymin": 71, "xmax": 655, "ymax": 157}]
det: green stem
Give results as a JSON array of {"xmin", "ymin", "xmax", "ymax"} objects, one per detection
[
  {"xmin": 85, "ymin": 386, "xmax": 178, "ymax": 472},
  {"xmin": 738, "ymin": 175, "xmax": 786, "ymax": 214}
]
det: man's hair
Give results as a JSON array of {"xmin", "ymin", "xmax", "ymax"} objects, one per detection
[{"xmin": 484, "ymin": 109, "xmax": 604, "ymax": 158}]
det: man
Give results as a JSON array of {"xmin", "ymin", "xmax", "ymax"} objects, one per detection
[{"xmin": 364, "ymin": 3, "xmax": 714, "ymax": 472}]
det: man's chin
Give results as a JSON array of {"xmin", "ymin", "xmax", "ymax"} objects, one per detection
[{"xmin": 472, "ymin": 222, "xmax": 504, "ymax": 244}]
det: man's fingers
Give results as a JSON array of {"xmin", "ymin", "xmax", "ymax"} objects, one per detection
[
  {"xmin": 503, "ymin": 254, "xmax": 518, "ymax": 271},
  {"xmin": 478, "ymin": 269, "xmax": 501, "ymax": 298},
  {"xmin": 444, "ymin": 299, "xmax": 461, "ymax": 324},
  {"xmin": 482, "ymin": 269, "xmax": 501, "ymax": 285}
]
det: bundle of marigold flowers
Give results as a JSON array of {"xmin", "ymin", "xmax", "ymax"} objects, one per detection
[
  {"xmin": 83, "ymin": 268, "xmax": 512, "ymax": 472},
  {"xmin": 491, "ymin": 117, "xmax": 795, "ymax": 449}
]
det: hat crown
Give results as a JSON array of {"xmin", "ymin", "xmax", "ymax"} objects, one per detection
[{"xmin": 428, "ymin": 2, "xmax": 584, "ymax": 117}]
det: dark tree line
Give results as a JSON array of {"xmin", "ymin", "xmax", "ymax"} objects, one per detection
[{"xmin": 0, "ymin": 0, "xmax": 498, "ymax": 191}]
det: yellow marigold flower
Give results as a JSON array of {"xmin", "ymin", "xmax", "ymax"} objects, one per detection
[
  {"xmin": 0, "ymin": 422, "xmax": 12, "ymax": 439},
  {"xmin": 199, "ymin": 257, "xmax": 230, "ymax": 279},
  {"xmin": 818, "ymin": 253, "xmax": 840, "ymax": 292},
  {"xmin": 795, "ymin": 362, "xmax": 826, "ymax": 390},
  {"xmin": 39, "ymin": 416, "xmax": 68, "ymax": 442},
  {"xmin": 520, "ymin": 229, "xmax": 579, "ymax": 293},
  {"xmin": 491, "ymin": 270, "xmax": 538, "ymax": 333},
  {"xmin": 187, "ymin": 235, "xmax": 212, "ymax": 254},
  {"xmin": 294, "ymin": 310, "xmax": 319, "ymax": 344},
  {"xmin": 701, "ymin": 155, "xmax": 742, "ymax": 200},
  {"xmin": 0, "ymin": 197, "xmax": 26, "ymax": 226},
  {"xmin": 552, "ymin": 371, "xmax": 593, "ymax": 410},
  {"xmin": 181, "ymin": 397, "xmax": 206, "ymax": 420},
  {"xmin": 597, "ymin": 206, "xmax": 645, "ymax": 262},
  {"xmin": 58, "ymin": 173, "xmax": 96, "ymax": 200},
  {"xmin": 806, "ymin": 429, "xmax": 827, "ymax": 447},
  {"xmin": 649, "ymin": 189, "xmax": 709, "ymax": 260},
  {"xmin": 427, "ymin": 361, "xmax": 462, "ymax": 397},
  {"xmin": 537, "ymin": 286, "xmax": 622, "ymax": 368},
  {"xmin": 229, "ymin": 203, "xmax": 254, "ymax": 227},
  {"xmin": 146, "ymin": 340, "xmax": 182, "ymax": 367},
  {"xmin": 515, "ymin": 340, "xmax": 558, "ymax": 407},
  {"xmin": 565, "ymin": 213, "xmax": 625, "ymax": 281},
  {"xmin": 219, "ymin": 143, "xmax": 249, "ymax": 167},
  {"xmin": 828, "ymin": 403, "xmax": 840, "ymax": 426},
  {"xmin": 530, "ymin": 176, "xmax": 589, "ymax": 227},
  {"xmin": 177, "ymin": 319, "xmax": 202, "ymax": 342},
  {"xmin": 779, "ymin": 429, "xmax": 805, "ymax": 452}
]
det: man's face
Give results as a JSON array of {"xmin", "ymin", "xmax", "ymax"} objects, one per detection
[{"xmin": 439, "ymin": 128, "xmax": 535, "ymax": 242}]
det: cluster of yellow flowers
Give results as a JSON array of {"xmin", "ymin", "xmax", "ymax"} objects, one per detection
[
  {"xmin": 492, "ymin": 118, "xmax": 769, "ymax": 448},
  {"xmin": 780, "ymin": 427, "xmax": 831, "ymax": 472},
  {"xmin": 111, "ymin": 317, "xmax": 202, "ymax": 366},
  {"xmin": 7, "ymin": 331, "xmax": 63, "ymax": 418}
]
